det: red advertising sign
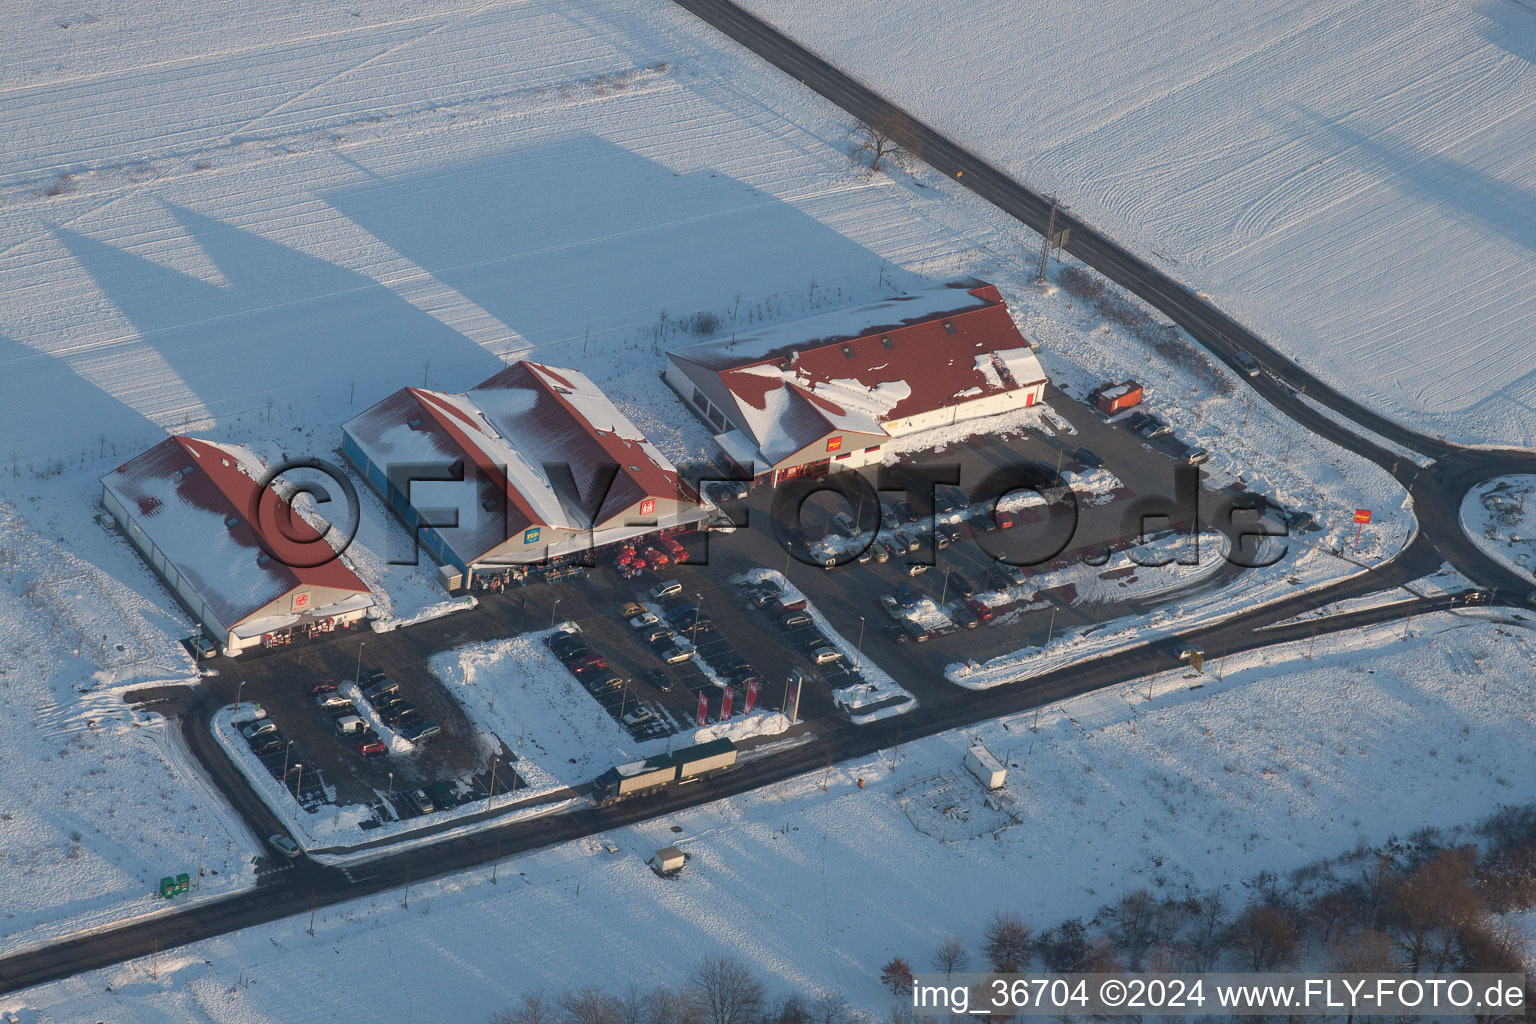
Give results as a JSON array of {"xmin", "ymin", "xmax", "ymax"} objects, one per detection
[
  {"xmin": 744, "ymin": 677, "xmax": 759, "ymax": 714},
  {"xmin": 292, "ymin": 592, "xmax": 311, "ymax": 612},
  {"xmin": 696, "ymin": 691, "xmax": 708, "ymax": 727},
  {"xmin": 721, "ymin": 687, "xmax": 734, "ymax": 719},
  {"xmin": 826, "ymin": 436, "xmax": 843, "ymax": 452},
  {"xmin": 640, "ymin": 498, "xmax": 656, "ymax": 516},
  {"xmin": 1353, "ymin": 509, "xmax": 1372, "ymax": 524}
]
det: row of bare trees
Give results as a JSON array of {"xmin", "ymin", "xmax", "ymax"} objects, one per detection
[
  {"xmin": 491, "ymin": 956, "xmax": 865, "ymax": 1024},
  {"xmin": 879, "ymin": 804, "xmax": 1536, "ymax": 998}
]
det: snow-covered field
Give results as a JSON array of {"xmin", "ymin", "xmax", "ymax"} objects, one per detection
[
  {"xmin": 1462, "ymin": 474, "xmax": 1536, "ymax": 586},
  {"xmin": 8, "ymin": 611, "xmax": 1534, "ymax": 1018},
  {"xmin": 737, "ymin": 0, "xmax": 1536, "ymax": 449}
]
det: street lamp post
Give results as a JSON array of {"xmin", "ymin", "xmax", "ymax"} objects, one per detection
[
  {"xmin": 855, "ymin": 616, "xmax": 866, "ymax": 671},
  {"xmin": 235, "ymin": 679, "xmax": 244, "ymax": 713},
  {"xmin": 387, "ymin": 771, "xmax": 394, "ymax": 802},
  {"xmin": 282, "ymin": 739, "xmax": 294, "ymax": 781},
  {"xmin": 692, "ymin": 592, "xmax": 704, "ymax": 646},
  {"xmin": 549, "ymin": 597, "xmax": 562, "ymax": 634},
  {"xmin": 940, "ymin": 566, "xmax": 953, "ymax": 606},
  {"xmin": 294, "ymin": 763, "xmax": 304, "ymax": 811},
  {"xmin": 354, "ymin": 641, "xmax": 365, "ymax": 687}
]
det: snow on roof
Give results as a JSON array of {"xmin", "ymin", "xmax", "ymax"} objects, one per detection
[
  {"xmin": 670, "ymin": 281, "xmax": 1046, "ymax": 457},
  {"xmin": 344, "ymin": 362, "xmax": 698, "ymax": 562},
  {"xmin": 102, "ymin": 436, "xmax": 371, "ymax": 629}
]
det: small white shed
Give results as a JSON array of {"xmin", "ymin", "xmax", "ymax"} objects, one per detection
[
  {"xmin": 965, "ymin": 744, "xmax": 1007, "ymax": 791},
  {"xmin": 649, "ymin": 846, "xmax": 687, "ymax": 876}
]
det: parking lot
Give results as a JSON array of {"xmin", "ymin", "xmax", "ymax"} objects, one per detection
[{"xmin": 215, "ymin": 385, "xmax": 1297, "ymax": 826}]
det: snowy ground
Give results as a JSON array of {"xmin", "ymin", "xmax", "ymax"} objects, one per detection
[
  {"xmin": 1461, "ymin": 474, "xmax": 1536, "ymax": 587},
  {"xmin": 737, "ymin": 0, "xmax": 1536, "ymax": 450},
  {"xmin": 0, "ymin": 0, "xmax": 1447, "ymax": 961},
  {"xmin": 8, "ymin": 611, "xmax": 1535, "ymax": 1019}
]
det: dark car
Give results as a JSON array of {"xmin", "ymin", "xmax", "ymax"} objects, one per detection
[
  {"xmin": 883, "ymin": 623, "xmax": 911, "ymax": 645},
  {"xmin": 643, "ymin": 668, "xmax": 673, "ymax": 692},
  {"xmin": 970, "ymin": 511, "xmax": 998, "ymax": 533},
  {"xmin": 1072, "ymin": 446, "xmax": 1103, "ymax": 468},
  {"xmin": 880, "ymin": 507, "xmax": 900, "ymax": 532},
  {"xmin": 947, "ymin": 572, "xmax": 976, "ymax": 599},
  {"xmin": 779, "ymin": 610, "xmax": 813, "ymax": 630},
  {"xmin": 950, "ymin": 606, "xmax": 979, "ymax": 630},
  {"xmin": 985, "ymin": 566, "xmax": 1014, "ymax": 592},
  {"xmin": 1125, "ymin": 412, "xmax": 1154, "ymax": 433},
  {"xmin": 896, "ymin": 500, "xmax": 919, "ymax": 524},
  {"xmin": 899, "ymin": 620, "xmax": 930, "ymax": 643}
]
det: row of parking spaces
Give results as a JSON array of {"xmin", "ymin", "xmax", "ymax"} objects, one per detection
[
  {"xmin": 352, "ymin": 669, "xmax": 442, "ymax": 747},
  {"xmin": 734, "ymin": 578, "xmax": 877, "ymax": 703},
  {"xmin": 544, "ymin": 623, "xmax": 686, "ymax": 742},
  {"xmin": 237, "ymin": 720, "xmax": 328, "ymax": 811}
]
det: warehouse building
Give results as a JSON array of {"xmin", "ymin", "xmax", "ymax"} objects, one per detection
[
  {"xmin": 342, "ymin": 361, "xmax": 708, "ymax": 589},
  {"xmin": 101, "ymin": 435, "xmax": 374, "ymax": 656},
  {"xmin": 664, "ymin": 280, "xmax": 1048, "ymax": 485}
]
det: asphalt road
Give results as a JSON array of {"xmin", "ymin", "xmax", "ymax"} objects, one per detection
[{"xmin": 3, "ymin": 0, "xmax": 1534, "ymax": 995}]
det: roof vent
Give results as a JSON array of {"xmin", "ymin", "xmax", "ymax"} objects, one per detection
[
  {"xmin": 628, "ymin": 465, "xmax": 642, "ymax": 472},
  {"xmin": 789, "ymin": 349, "xmax": 800, "ymax": 364},
  {"xmin": 257, "ymin": 552, "xmax": 272, "ymax": 565},
  {"xmin": 179, "ymin": 465, "xmax": 195, "ymax": 477},
  {"xmin": 942, "ymin": 321, "xmax": 956, "ymax": 333},
  {"xmin": 881, "ymin": 336, "xmax": 894, "ymax": 349},
  {"xmin": 224, "ymin": 515, "xmax": 241, "ymax": 528},
  {"xmin": 841, "ymin": 345, "xmax": 855, "ymax": 359}
]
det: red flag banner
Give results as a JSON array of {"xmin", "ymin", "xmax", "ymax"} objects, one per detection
[
  {"xmin": 1353, "ymin": 508, "xmax": 1372, "ymax": 524},
  {"xmin": 696, "ymin": 691, "xmax": 708, "ymax": 727},
  {"xmin": 721, "ymin": 687, "xmax": 734, "ymax": 719},
  {"xmin": 744, "ymin": 678, "xmax": 759, "ymax": 714}
]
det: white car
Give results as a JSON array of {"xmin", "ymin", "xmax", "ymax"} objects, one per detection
[
  {"xmin": 267, "ymin": 834, "xmax": 301, "ymax": 859},
  {"xmin": 810, "ymin": 646, "xmax": 843, "ymax": 665},
  {"xmin": 621, "ymin": 707, "xmax": 655, "ymax": 728},
  {"xmin": 628, "ymin": 612, "xmax": 661, "ymax": 630},
  {"xmin": 241, "ymin": 721, "xmax": 277, "ymax": 740},
  {"xmin": 650, "ymin": 580, "xmax": 683, "ymax": 600}
]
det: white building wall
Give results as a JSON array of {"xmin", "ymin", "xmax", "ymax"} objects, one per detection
[{"xmin": 884, "ymin": 384, "xmax": 1044, "ymax": 436}]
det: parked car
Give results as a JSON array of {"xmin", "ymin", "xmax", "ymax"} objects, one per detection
[
  {"xmin": 946, "ymin": 572, "xmax": 976, "ymax": 598},
  {"xmin": 880, "ymin": 507, "xmax": 900, "ymax": 532},
  {"xmin": 334, "ymin": 715, "xmax": 367, "ymax": 736},
  {"xmin": 643, "ymin": 668, "xmax": 673, "ymax": 692},
  {"xmin": 628, "ymin": 612, "xmax": 661, "ymax": 630},
  {"xmin": 985, "ymin": 566, "xmax": 1015, "ymax": 591},
  {"xmin": 309, "ymin": 681, "xmax": 338, "ymax": 696},
  {"xmin": 362, "ymin": 679, "xmax": 398, "ymax": 701},
  {"xmin": 810, "ymin": 645, "xmax": 843, "ymax": 665},
  {"xmin": 650, "ymin": 579, "xmax": 683, "ymax": 600},
  {"xmin": 267, "ymin": 834, "xmax": 301, "ymax": 859},
  {"xmin": 406, "ymin": 789, "xmax": 436, "ymax": 815},
  {"xmin": 950, "ymin": 606, "xmax": 979, "ymax": 630},
  {"xmin": 829, "ymin": 512, "xmax": 859, "ymax": 538},
  {"xmin": 355, "ymin": 738, "xmax": 388, "ymax": 757},
  {"xmin": 315, "ymin": 692, "xmax": 350, "ymax": 710},
  {"xmin": 883, "ymin": 623, "xmax": 911, "ymax": 645},
  {"xmin": 570, "ymin": 652, "xmax": 609, "ymax": 673},
  {"xmin": 589, "ymin": 672, "xmax": 626, "ymax": 694},
  {"xmin": 1139, "ymin": 418, "xmax": 1171, "ymax": 438},
  {"xmin": 360, "ymin": 668, "xmax": 388, "ymax": 685},
  {"xmin": 965, "ymin": 598, "xmax": 995, "ymax": 623},
  {"xmin": 933, "ymin": 529, "xmax": 950, "ymax": 550},
  {"xmin": 897, "ymin": 501, "xmax": 919, "ymax": 523},
  {"xmin": 619, "ymin": 601, "xmax": 646, "ymax": 619},
  {"xmin": 251, "ymin": 737, "xmax": 288, "ymax": 757},
  {"xmin": 1183, "ymin": 447, "xmax": 1210, "ymax": 465},
  {"xmin": 905, "ymin": 562, "xmax": 930, "ymax": 576},
  {"xmin": 658, "ymin": 646, "xmax": 692, "ymax": 665},
  {"xmin": 1233, "ymin": 350, "xmax": 1262, "ymax": 377},
  {"xmin": 939, "ymin": 523, "xmax": 964, "ymax": 545},
  {"xmin": 642, "ymin": 625, "xmax": 674, "ymax": 645},
  {"xmin": 899, "ymin": 620, "xmax": 931, "ymax": 643},
  {"xmin": 880, "ymin": 595, "xmax": 905, "ymax": 620},
  {"xmin": 1072, "ymin": 446, "xmax": 1103, "ymax": 468},
  {"xmin": 970, "ymin": 511, "xmax": 997, "ymax": 533},
  {"xmin": 621, "ymin": 707, "xmax": 655, "ymax": 728},
  {"xmin": 893, "ymin": 530, "xmax": 920, "ymax": 553},
  {"xmin": 241, "ymin": 721, "xmax": 277, "ymax": 740},
  {"xmin": 994, "ymin": 509, "xmax": 1015, "ymax": 530},
  {"xmin": 399, "ymin": 720, "xmax": 440, "ymax": 743},
  {"xmin": 894, "ymin": 583, "xmax": 920, "ymax": 609},
  {"xmin": 779, "ymin": 610, "xmax": 813, "ymax": 630},
  {"xmin": 871, "ymin": 541, "xmax": 891, "ymax": 563},
  {"xmin": 1125, "ymin": 412, "xmax": 1154, "ymax": 433}
]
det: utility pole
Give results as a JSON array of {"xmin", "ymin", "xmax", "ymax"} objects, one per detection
[
  {"xmin": 492, "ymin": 834, "xmax": 502, "ymax": 884},
  {"xmin": 308, "ymin": 889, "xmax": 317, "ymax": 936},
  {"xmin": 1036, "ymin": 195, "xmax": 1061, "ymax": 283},
  {"xmin": 197, "ymin": 835, "xmax": 206, "ymax": 884},
  {"xmin": 940, "ymin": 567, "xmax": 952, "ymax": 606},
  {"xmin": 1044, "ymin": 606, "xmax": 1058, "ymax": 648},
  {"xmin": 403, "ymin": 867, "xmax": 410, "ymax": 909},
  {"xmin": 855, "ymin": 616, "xmax": 866, "ymax": 671},
  {"xmin": 354, "ymin": 641, "xmax": 365, "ymax": 687},
  {"xmin": 487, "ymin": 755, "xmax": 500, "ymax": 806}
]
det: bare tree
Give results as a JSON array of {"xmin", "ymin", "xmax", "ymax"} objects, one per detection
[
  {"xmin": 561, "ymin": 986, "xmax": 621, "ymax": 1024},
  {"xmin": 1187, "ymin": 889, "xmax": 1229, "ymax": 972},
  {"xmin": 932, "ymin": 935, "xmax": 971, "ymax": 977},
  {"xmin": 690, "ymin": 955, "xmax": 766, "ymax": 1024},
  {"xmin": 982, "ymin": 911, "xmax": 1034, "ymax": 971},
  {"xmin": 493, "ymin": 991, "xmax": 555, "ymax": 1024},
  {"xmin": 1228, "ymin": 905, "xmax": 1299, "ymax": 971},
  {"xmin": 851, "ymin": 110, "xmax": 916, "ymax": 172},
  {"xmin": 880, "ymin": 957, "xmax": 915, "ymax": 996},
  {"xmin": 644, "ymin": 986, "xmax": 703, "ymax": 1024},
  {"xmin": 1329, "ymin": 928, "xmax": 1397, "ymax": 973},
  {"xmin": 1036, "ymin": 919, "xmax": 1090, "ymax": 973},
  {"xmin": 809, "ymin": 991, "xmax": 863, "ymax": 1024},
  {"xmin": 1386, "ymin": 847, "xmax": 1485, "ymax": 971},
  {"xmin": 1099, "ymin": 890, "xmax": 1158, "ymax": 970}
]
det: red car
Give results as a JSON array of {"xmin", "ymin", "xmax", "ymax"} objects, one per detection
[
  {"xmin": 965, "ymin": 598, "xmax": 995, "ymax": 622},
  {"xmin": 355, "ymin": 738, "xmax": 387, "ymax": 757},
  {"xmin": 993, "ymin": 510, "xmax": 1014, "ymax": 530},
  {"xmin": 309, "ymin": 681, "xmax": 338, "ymax": 695},
  {"xmin": 570, "ymin": 653, "xmax": 608, "ymax": 673}
]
